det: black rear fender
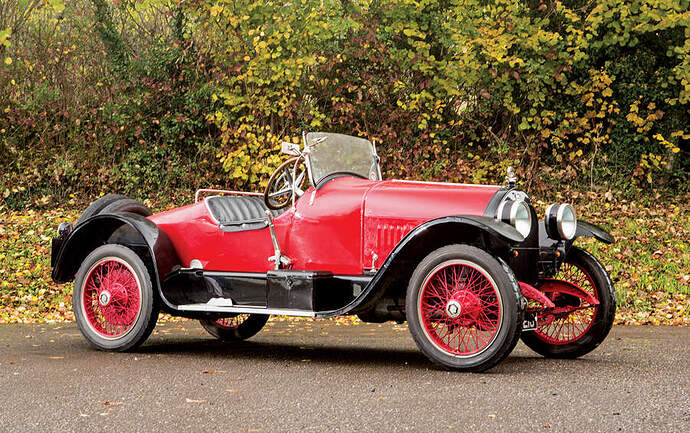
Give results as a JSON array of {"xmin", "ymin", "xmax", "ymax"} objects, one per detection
[
  {"xmin": 51, "ymin": 213, "xmax": 180, "ymax": 307},
  {"xmin": 319, "ymin": 216, "xmax": 524, "ymax": 318}
]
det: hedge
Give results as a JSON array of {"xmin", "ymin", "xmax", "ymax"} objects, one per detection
[{"xmin": 1, "ymin": 0, "xmax": 688, "ymax": 209}]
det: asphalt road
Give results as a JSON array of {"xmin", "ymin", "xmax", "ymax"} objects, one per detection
[{"xmin": 0, "ymin": 321, "xmax": 688, "ymax": 433}]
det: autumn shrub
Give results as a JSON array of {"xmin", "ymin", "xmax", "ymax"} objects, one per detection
[
  {"xmin": 0, "ymin": 0, "xmax": 222, "ymax": 208},
  {"xmin": 0, "ymin": 0, "xmax": 688, "ymax": 210},
  {"xmin": 194, "ymin": 0, "xmax": 688, "ymax": 195}
]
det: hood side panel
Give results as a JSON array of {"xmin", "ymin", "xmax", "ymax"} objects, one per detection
[{"xmin": 363, "ymin": 180, "xmax": 501, "ymax": 268}]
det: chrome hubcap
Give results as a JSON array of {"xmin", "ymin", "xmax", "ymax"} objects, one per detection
[
  {"xmin": 98, "ymin": 290, "xmax": 111, "ymax": 307},
  {"xmin": 446, "ymin": 300, "xmax": 462, "ymax": 318}
]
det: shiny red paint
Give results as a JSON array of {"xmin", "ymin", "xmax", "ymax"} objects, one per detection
[
  {"xmin": 519, "ymin": 281, "xmax": 556, "ymax": 309},
  {"xmin": 147, "ymin": 177, "xmax": 500, "ymax": 274},
  {"xmin": 362, "ymin": 180, "xmax": 500, "ymax": 269},
  {"xmin": 149, "ymin": 200, "xmax": 292, "ymax": 272}
]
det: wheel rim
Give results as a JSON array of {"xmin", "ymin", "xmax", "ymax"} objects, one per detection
[
  {"xmin": 418, "ymin": 260, "xmax": 503, "ymax": 358},
  {"xmin": 81, "ymin": 257, "xmax": 142, "ymax": 339},
  {"xmin": 534, "ymin": 261, "xmax": 598, "ymax": 345},
  {"xmin": 216, "ymin": 314, "xmax": 251, "ymax": 329}
]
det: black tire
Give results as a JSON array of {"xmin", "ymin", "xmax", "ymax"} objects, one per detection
[
  {"xmin": 521, "ymin": 247, "xmax": 616, "ymax": 359},
  {"xmin": 199, "ymin": 314, "xmax": 269, "ymax": 341},
  {"xmin": 73, "ymin": 244, "xmax": 159, "ymax": 351},
  {"xmin": 406, "ymin": 244, "xmax": 524, "ymax": 372},
  {"xmin": 100, "ymin": 198, "xmax": 152, "ymax": 217},
  {"xmin": 75, "ymin": 194, "xmax": 128, "ymax": 226}
]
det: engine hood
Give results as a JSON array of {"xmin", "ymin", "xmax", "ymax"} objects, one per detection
[
  {"xmin": 361, "ymin": 179, "xmax": 503, "ymax": 267},
  {"xmin": 363, "ymin": 179, "xmax": 502, "ymax": 220}
]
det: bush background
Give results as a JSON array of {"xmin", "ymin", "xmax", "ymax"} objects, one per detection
[
  {"xmin": 1, "ymin": 0, "xmax": 688, "ymax": 206},
  {"xmin": 0, "ymin": 1, "xmax": 688, "ymax": 324}
]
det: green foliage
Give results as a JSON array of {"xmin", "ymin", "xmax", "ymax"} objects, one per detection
[
  {"xmin": 0, "ymin": 0, "xmax": 222, "ymax": 207},
  {"xmin": 0, "ymin": 0, "xmax": 688, "ymax": 209},
  {"xmin": 193, "ymin": 0, "xmax": 688, "ymax": 192}
]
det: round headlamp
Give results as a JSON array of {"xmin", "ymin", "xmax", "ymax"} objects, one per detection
[
  {"xmin": 545, "ymin": 203, "xmax": 577, "ymax": 240},
  {"xmin": 497, "ymin": 199, "xmax": 532, "ymax": 238}
]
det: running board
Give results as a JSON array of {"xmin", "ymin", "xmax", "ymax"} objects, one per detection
[{"xmin": 176, "ymin": 303, "xmax": 316, "ymax": 317}]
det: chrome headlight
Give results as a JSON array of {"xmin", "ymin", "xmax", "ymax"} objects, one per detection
[
  {"xmin": 545, "ymin": 203, "xmax": 577, "ymax": 240},
  {"xmin": 497, "ymin": 199, "xmax": 532, "ymax": 238}
]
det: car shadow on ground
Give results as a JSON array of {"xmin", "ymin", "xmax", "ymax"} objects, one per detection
[
  {"xmin": 137, "ymin": 337, "xmax": 432, "ymax": 369},
  {"xmin": 133, "ymin": 336, "xmax": 608, "ymax": 374}
]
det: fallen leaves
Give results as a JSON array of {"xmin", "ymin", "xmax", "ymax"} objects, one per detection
[{"xmin": 185, "ymin": 398, "xmax": 207, "ymax": 403}]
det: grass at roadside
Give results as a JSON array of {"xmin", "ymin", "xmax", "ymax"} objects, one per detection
[{"xmin": 0, "ymin": 195, "xmax": 688, "ymax": 325}]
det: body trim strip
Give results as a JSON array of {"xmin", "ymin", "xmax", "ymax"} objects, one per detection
[{"xmin": 177, "ymin": 304, "xmax": 316, "ymax": 317}]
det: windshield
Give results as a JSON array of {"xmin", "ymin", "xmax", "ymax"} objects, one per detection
[{"xmin": 305, "ymin": 132, "xmax": 380, "ymax": 184}]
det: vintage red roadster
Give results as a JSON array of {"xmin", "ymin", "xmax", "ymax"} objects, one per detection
[{"xmin": 51, "ymin": 132, "xmax": 616, "ymax": 371}]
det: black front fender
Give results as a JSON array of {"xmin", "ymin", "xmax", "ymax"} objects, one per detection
[
  {"xmin": 317, "ymin": 215, "xmax": 524, "ymax": 318},
  {"xmin": 51, "ymin": 213, "xmax": 180, "ymax": 301},
  {"xmin": 575, "ymin": 220, "xmax": 615, "ymax": 244}
]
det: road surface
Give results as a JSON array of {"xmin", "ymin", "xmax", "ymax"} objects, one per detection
[{"xmin": 0, "ymin": 321, "xmax": 688, "ymax": 432}]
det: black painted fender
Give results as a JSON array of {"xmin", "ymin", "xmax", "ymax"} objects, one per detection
[
  {"xmin": 575, "ymin": 220, "xmax": 615, "ymax": 244},
  {"xmin": 51, "ymin": 213, "xmax": 180, "ymax": 308},
  {"xmin": 317, "ymin": 215, "xmax": 524, "ymax": 318}
]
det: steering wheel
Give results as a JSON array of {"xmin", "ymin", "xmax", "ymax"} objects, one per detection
[{"xmin": 264, "ymin": 157, "xmax": 308, "ymax": 210}]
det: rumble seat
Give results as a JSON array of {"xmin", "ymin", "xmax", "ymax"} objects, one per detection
[{"xmin": 205, "ymin": 196, "xmax": 283, "ymax": 232}]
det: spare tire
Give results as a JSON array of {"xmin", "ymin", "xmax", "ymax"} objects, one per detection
[
  {"xmin": 100, "ymin": 198, "xmax": 152, "ymax": 217},
  {"xmin": 75, "ymin": 194, "xmax": 129, "ymax": 226}
]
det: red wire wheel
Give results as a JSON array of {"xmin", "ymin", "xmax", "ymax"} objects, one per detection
[
  {"xmin": 521, "ymin": 246, "xmax": 616, "ymax": 359},
  {"xmin": 533, "ymin": 261, "xmax": 598, "ymax": 345},
  {"xmin": 216, "ymin": 314, "xmax": 251, "ymax": 329},
  {"xmin": 418, "ymin": 260, "xmax": 503, "ymax": 357},
  {"xmin": 81, "ymin": 257, "xmax": 142, "ymax": 339},
  {"xmin": 199, "ymin": 313, "xmax": 269, "ymax": 341}
]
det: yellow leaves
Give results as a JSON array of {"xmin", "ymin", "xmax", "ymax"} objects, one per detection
[
  {"xmin": 670, "ymin": 130, "xmax": 690, "ymax": 140},
  {"xmin": 209, "ymin": 4, "xmax": 224, "ymax": 17},
  {"xmin": 568, "ymin": 149, "xmax": 583, "ymax": 161},
  {"xmin": 653, "ymin": 133, "xmax": 681, "ymax": 154},
  {"xmin": 402, "ymin": 28, "xmax": 426, "ymax": 39},
  {"xmin": 0, "ymin": 27, "xmax": 10, "ymax": 48},
  {"xmin": 627, "ymin": 100, "xmax": 665, "ymax": 133}
]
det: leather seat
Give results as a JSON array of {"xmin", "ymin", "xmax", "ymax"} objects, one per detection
[{"xmin": 205, "ymin": 196, "xmax": 283, "ymax": 232}]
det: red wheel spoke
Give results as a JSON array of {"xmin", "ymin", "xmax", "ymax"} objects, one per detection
[
  {"xmin": 216, "ymin": 314, "xmax": 251, "ymax": 329},
  {"xmin": 535, "ymin": 261, "xmax": 598, "ymax": 345}
]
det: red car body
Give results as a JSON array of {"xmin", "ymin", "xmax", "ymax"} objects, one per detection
[{"xmin": 150, "ymin": 178, "xmax": 500, "ymax": 275}]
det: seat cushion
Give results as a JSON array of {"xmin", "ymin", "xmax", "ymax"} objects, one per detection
[{"xmin": 205, "ymin": 196, "xmax": 282, "ymax": 232}]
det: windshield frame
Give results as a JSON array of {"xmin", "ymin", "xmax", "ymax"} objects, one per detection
[{"xmin": 303, "ymin": 132, "xmax": 381, "ymax": 186}]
